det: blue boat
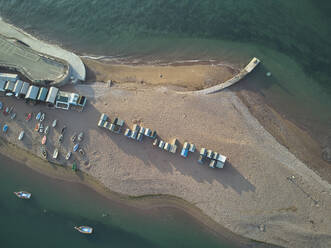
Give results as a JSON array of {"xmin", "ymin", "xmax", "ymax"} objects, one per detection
[
  {"xmin": 74, "ymin": 226, "xmax": 93, "ymax": 234},
  {"xmin": 36, "ymin": 112, "xmax": 41, "ymax": 120},
  {"xmin": 0, "ymin": 101, "xmax": 2, "ymax": 110},
  {"xmin": 73, "ymin": 143, "xmax": 79, "ymax": 152},
  {"xmin": 3, "ymin": 124, "xmax": 8, "ymax": 133},
  {"xmin": 181, "ymin": 148, "xmax": 188, "ymax": 158}
]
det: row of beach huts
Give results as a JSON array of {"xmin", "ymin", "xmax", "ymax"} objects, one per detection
[
  {"xmin": 98, "ymin": 113, "xmax": 227, "ymax": 169},
  {"xmin": 0, "ymin": 73, "xmax": 86, "ymax": 110}
]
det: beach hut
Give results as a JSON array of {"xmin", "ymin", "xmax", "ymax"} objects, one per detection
[
  {"xmin": 4, "ymin": 80, "xmax": 15, "ymax": 92},
  {"xmin": 158, "ymin": 140, "xmax": 165, "ymax": 149},
  {"xmin": 164, "ymin": 143, "xmax": 171, "ymax": 152},
  {"xmin": 198, "ymin": 155, "xmax": 205, "ymax": 164},
  {"xmin": 0, "ymin": 73, "xmax": 18, "ymax": 82},
  {"xmin": 25, "ymin": 85, "xmax": 39, "ymax": 100},
  {"xmin": 206, "ymin": 150, "xmax": 214, "ymax": 159},
  {"xmin": 189, "ymin": 143, "xmax": 196, "ymax": 153},
  {"xmin": 124, "ymin": 128, "xmax": 131, "ymax": 138},
  {"xmin": 37, "ymin": 87, "xmax": 48, "ymax": 102},
  {"xmin": 209, "ymin": 160, "xmax": 216, "ymax": 168},
  {"xmin": 0, "ymin": 80, "xmax": 6, "ymax": 92},
  {"xmin": 20, "ymin": 82, "xmax": 30, "ymax": 96},
  {"xmin": 131, "ymin": 130, "xmax": 138, "ymax": 140},
  {"xmin": 137, "ymin": 133, "xmax": 143, "ymax": 142},
  {"xmin": 46, "ymin": 86, "xmax": 59, "ymax": 104},
  {"xmin": 144, "ymin": 128, "xmax": 152, "ymax": 137},
  {"xmin": 216, "ymin": 154, "xmax": 227, "ymax": 169},
  {"xmin": 13, "ymin": 80, "xmax": 23, "ymax": 96}
]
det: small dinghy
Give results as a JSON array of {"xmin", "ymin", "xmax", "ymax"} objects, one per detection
[
  {"xmin": 42, "ymin": 135, "xmax": 47, "ymax": 145},
  {"xmin": 10, "ymin": 112, "xmax": 16, "ymax": 120},
  {"xmin": 44, "ymin": 126, "xmax": 49, "ymax": 135},
  {"xmin": 41, "ymin": 149, "xmax": 47, "ymax": 159},
  {"xmin": 78, "ymin": 132, "xmax": 84, "ymax": 142},
  {"xmin": 35, "ymin": 123, "xmax": 40, "ymax": 132},
  {"xmin": 40, "ymin": 113, "xmax": 45, "ymax": 122},
  {"xmin": 73, "ymin": 143, "xmax": 79, "ymax": 152},
  {"xmin": 26, "ymin": 113, "xmax": 32, "ymax": 121},
  {"xmin": 71, "ymin": 134, "xmax": 77, "ymax": 143},
  {"xmin": 18, "ymin": 131, "xmax": 25, "ymax": 141},
  {"xmin": 53, "ymin": 148, "xmax": 59, "ymax": 159},
  {"xmin": 3, "ymin": 124, "xmax": 8, "ymax": 133},
  {"xmin": 74, "ymin": 226, "xmax": 93, "ymax": 234},
  {"xmin": 52, "ymin": 119, "xmax": 57, "ymax": 128},
  {"xmin": 36, "ymin": 112, "xmax": 41, "ymax": 120},
  {"xmin": 14, "ymin": 191, "xmax": 31, "ymax": 199},
  {"xmin": 65, "ymin": 151, "xmax": 72, "ymax": 160}
]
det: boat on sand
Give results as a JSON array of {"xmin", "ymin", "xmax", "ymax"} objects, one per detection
[
  {"xmin": 18, "ymin": 131, "xmax": 24, "ymax": 140},
  {"xmin": 65, "ymin": 151, "xmax": 72, "ymax": 160},
  {"xmin": 74, "ymin": 226, "xmax": 93, "ymax": 234},
  {"xmin": 42, "ymin": 135, "xmax": 47, "ymax": 145},
  {"xmin": 53, "ymin": 148, "xmax": 59, "ymax": 159},
  {"xmin": 14, "ymin": 191, "xmax": 31, "ymax": 199}
]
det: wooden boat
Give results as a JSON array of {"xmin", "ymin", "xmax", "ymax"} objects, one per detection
[
  {"xmin": 74, "ymin": 226, "xmax": 93, "ymax": 234},
  {"xmin": 53, "ymin": 148, "xmax": 59, "ymax": 159},
  {"xmin": 52, "ymin": 119, "xmax": 57, "ymax": 128},
  {"xmin": 73, "ymin": 143, "xmax": 79, "ymax": 152},
  {"xmin": 26, "ymin": 113, "xmax": 32, "ymax": 121},
  {"xmin": 65, "ymin": 151, "xmax": 72, "ymax": 160},
  {"xmin": 18, "ymin": 131, "xmax": 25, "ymax": 141},
  {"xmin": 14, "ymin": 191, "xmax": 31, "ymax": 199},
  {"xmin": 35, "ymin": 123, "xmax": 40, "ymax": 132},
  {"xmin": 3, "ymin": 124, "xmax": 8, "ymax": 133},
  {"xmin": 36, "ymin": 112, "xmax": 41, "ymax": 120},
  {"xmin": 42, "ymin": 135, "xmax": 47, "ymax": 145}
]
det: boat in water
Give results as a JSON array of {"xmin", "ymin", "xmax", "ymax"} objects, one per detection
[
  {"xmin": 14, "ymin": 191, "xmax": 31, "ymax": 199},
  {"xmin": 73, "ymin": 143, "xmax": 79, "ymax": 152},
  {"xmin": 42, "ymin": 135, "xmax": 47, "ymax": 145},
  {"xmin": 3, "ymin": 124, "xmax": 8, "ymax": 133},
  {"xmin": 53, "ymin": 148, "xmax": 59, "ymax": 159},
  {"xmin": 18, "ymin": 130, "xmax": 25, "ymax": 140},
  {"xmin": 74, "ymin": 226, "xmax": 93, "ymax": 234}
]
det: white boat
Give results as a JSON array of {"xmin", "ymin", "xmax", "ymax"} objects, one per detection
[
  {"xmin": 44, "ymin": 126, "xmax": 49, "ymax": 135},
  {"xmin": 52, "ymin": 119, "xmax": 57, "ymax": 128},
  {"xmin": 18, "ymin": 131, "xmax": 25, "ymax": 141},
  {"xmin": 10, "ymin": 112, "xmax": 16, "ymax": 120},
  {"xmin": 78, "ymin": 132, "xmax": 84, "ymax": 142},
  {"xmin": 65, "ymin": 151, "xmax": 72, "ymax": 160},
  {"xmin": 40, "ymin": 113, "xmax": 45, "ymax": 122},
  {"xmin": 53, "ymin": 148, "xmax": 59, "ymax": 159},
  {"xmin": 14, "ymin": 191, "xmax": 31, "ymax": 199},
  {"xmin": 74, "ymin": 226, "xmax": 93, "ymax": 234}
]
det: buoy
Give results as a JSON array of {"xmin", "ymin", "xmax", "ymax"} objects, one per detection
[{"xmin": 266, "ymin": 72, "xmax": 272, "ymax": 77}]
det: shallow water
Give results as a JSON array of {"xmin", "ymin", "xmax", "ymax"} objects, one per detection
[{"xmin": 0, "ymin": 154, "xmax": 240, "ymax": 248}]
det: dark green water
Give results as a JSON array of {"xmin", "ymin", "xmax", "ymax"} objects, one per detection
[
  {"xmin": 0, "ymin": 154, "xmax": 241, "ymax": 248},
  {"xmin": 0, "ymin": 0, "xmax": 329, "ymax": 142}
]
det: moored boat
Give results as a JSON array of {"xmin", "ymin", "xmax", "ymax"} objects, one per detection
[
  {"xmin": 14, "ymin": 191, "xmax": 31, "ymax": 199},
  {"xmin": 41, "ymin": 147, "xmax": 47, "ymax": 159},
  {"xmin": 78, "ymin": 132, "xmax": 84, "ymax": 142},
  {"xmin": 40, "ymin": 113, "xmax": 45, "ymax": 122},
  {"xmin": 18, "ymin": 130, "xmax": 25, "ymax": 140},
  {"xmin": 74, "ymin": 226, "xmax": 93, "ymax": 234},
  {"xmin": 52, "ymin": 119, "xmax": 57, "ymax": 128},
  {"xmin": 42, "ymin": 135, "xmax": 47, "ymax": 145}
]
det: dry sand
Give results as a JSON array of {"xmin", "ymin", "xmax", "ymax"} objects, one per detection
[
  {"xmin": 1, "ymin": 80, "xmax": 331, "ymax": 248},
  {"xmin": 83, "ymin": 58, "xmax": 237, "ymax": 90}
]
